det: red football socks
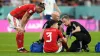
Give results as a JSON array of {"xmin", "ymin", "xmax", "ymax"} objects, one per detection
[{"xmin": 16, "ymin": 32, "xmax": 24, "ymax": 49}]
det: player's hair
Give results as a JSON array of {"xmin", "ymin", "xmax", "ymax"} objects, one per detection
[
  {"xmin": 37, "ymin": 2, "xmax": 45, "ymax": 10},
  {"xmin": 62, "ymin": 15, "xmax": 70, "ymax": 20},
  {"xmin": 49, "ymin": 20, "xmax": 58, "ymax": 27}
]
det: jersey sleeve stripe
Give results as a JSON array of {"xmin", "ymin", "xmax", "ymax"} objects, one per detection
[{"xmin": 43, "ymin": 24, "xmax": 48, "ymax": 29}]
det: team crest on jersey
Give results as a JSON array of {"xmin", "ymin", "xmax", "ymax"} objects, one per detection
[{"xmin": 29, "ymin": 10, "xmax": 33, "ymax": 13}]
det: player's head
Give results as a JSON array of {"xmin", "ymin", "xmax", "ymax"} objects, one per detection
[
  {"xmin": 51, "ymin": 11, "xmax": 60, "ymax": 21},
  {"xmin": 61, "ymin": 15, "xmax": 71, "ymax": 26},
  {"xmin": 50, "ymin": 20, "xmax": 58, "ymax": 29},
  {"xmin": 36, "ymin": 2, "xmax": 45, "ymax": 13}
]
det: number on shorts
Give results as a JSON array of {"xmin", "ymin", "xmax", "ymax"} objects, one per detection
[{"xmin": 46, "ymin": 32, "xmax": 52, "ymax": 42}]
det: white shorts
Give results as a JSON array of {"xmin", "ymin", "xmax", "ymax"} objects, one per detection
[{"xmin": 7, "ymin": 13, "xmax": 21, "ymax": 29}]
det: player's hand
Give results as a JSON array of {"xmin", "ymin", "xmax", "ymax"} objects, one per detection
[{"xmin": 16, "ymin": 27, "xmax": 25, "ymax": 33}]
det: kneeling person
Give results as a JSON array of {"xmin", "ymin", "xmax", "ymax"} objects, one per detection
[
  {"xmin": 62, "ymin": 15, "xmax": 91, "ymax": 52},
  {"xmin": 43, "ymin": 20, "xmax": 66, "ymax": 53}
]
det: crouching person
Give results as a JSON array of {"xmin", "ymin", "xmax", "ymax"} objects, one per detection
[
  {"xmin": 43, "ymin": 20, "xmax": 67, "ymax": 53},
  {"xmin": 61, "ymin": 15, "xmax": 91, "ymax": 52}
]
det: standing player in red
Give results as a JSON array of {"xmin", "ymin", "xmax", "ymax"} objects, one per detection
[
  {"xmin": 43, "ymin": 20, "xmax": 67, "ymax": 53},
  {"xmin": 7, "ymin": 3, "xmax": 45, "ymax": 53}
]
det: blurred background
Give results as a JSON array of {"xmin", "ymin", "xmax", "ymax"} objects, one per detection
[{"xmin": 0, "ymin": 0, "xmax": 100, "ymax": 32}]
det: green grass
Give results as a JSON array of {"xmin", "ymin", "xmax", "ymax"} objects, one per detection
[{"xmin": 0, "ymin": 32, "xmax": 100, "ymax": 56}]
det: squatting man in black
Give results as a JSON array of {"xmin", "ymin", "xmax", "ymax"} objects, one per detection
[{"xmin": 61, "ymin": 15, "xmax": 91, "ymax": 52}]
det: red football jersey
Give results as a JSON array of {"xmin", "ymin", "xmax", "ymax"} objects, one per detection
[
  {"xmin": 43, "ymin": 28, "xmax": 64, "ymax": 52},
  {"xmin": 10, "ymin": 4, "xmax": 36, "ymax": 19}
]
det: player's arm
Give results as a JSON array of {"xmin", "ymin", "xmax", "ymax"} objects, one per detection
[
  {"xmin": 59, "ymin": 25, "xmax": 67, "ymax": 40},
  {"xmin": 58, "ymin": 30, "xmax": 69, "ymax": 50},
  {"xmin": 54, "ymin": 3, "xmax": 61, "ymax": 14},
  {"xmin": 59, "ymin": 25, "xmax": 64, "ymax": 33},
  {"xmin": 58, "ymin": 30, "xmax": 67, "ymax": 43},
  {"xmin": 72, "ymin": 22, "xmax": 81, "ymax": 34},
  {"xmin": 40, "ymin": 29, "xmax": 45, "ymax": 40},
  {"xmin": 21, "ymin": 12, "xmax": 32, "ymax": 28},
  {"xmin": 40, "ymin": 22, "xmax": 48, "ymax": 39},
  {"xmin": 58, "ymin": 20, "xmax": 64, "ymax": 33},
  {"xmin": 72, "ymin": 26, "xmax": 81, "ymax": 34},
  {"xmin": 66, "ymin": 27, "xmax": 72, "ymax": 38}
]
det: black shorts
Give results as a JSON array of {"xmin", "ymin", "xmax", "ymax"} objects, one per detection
[
  {"xmin": 69, "ymin": 40, "xmax": 90, "ymax": 52},
  {"xmin": 69, "ymin": 40, "xmax": 81, "ymax": 52},
  {"xmin": 69, "ymin": 32, "xmax": 91, "ymax": 52},
  {"xmin": 73, "ymin": 32, "xmax": 91, "ymax": 44}
]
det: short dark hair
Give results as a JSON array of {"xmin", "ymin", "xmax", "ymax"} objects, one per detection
[
  {"xmin": 37, "ymin": 2, "xmax": 45, "ymax": 10},
  {"xmin": 49, "ymin": 20, "xmax": 58, "ymax": 27},
  {"xmin": 62, "ymin": 15, "xmax": 69, "ymax": 20}
]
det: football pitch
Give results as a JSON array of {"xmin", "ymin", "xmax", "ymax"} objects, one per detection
[{"xmin": 0, "ymin": 32, "xmax": 100, "ymax": 56}]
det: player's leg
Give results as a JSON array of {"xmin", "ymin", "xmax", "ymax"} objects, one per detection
[
  {"xmin": 82, "ymin": 44, "xmax": 89, "ymax": 52},
  {"xmin": 69, "ymin": 40, "xmax": 82, "ymax": 52},
  {"xmin": 82, "ymin": 33, "xmax": 91, "ymax": 52},
  {"xmin": 15, "ymin": 19, "xmax": 29, "ymax": 53},
  {"xmin": 72, "ymin": 32, "xmax": 89, "ymax": 52},
  {"xmin": 73, "ymin": 32, "xmax": 91, "ymax": 52},
  {"xmin": 57, "ymin": 34, "xmax": 68, "ymax": 52},
  {"xmin": 60, "ymin": 27, "xmax": 69, "ymax": 52},
  {"xmin": 7, "ymin": 14, "xmax": 28, "ymax": 53},
  {"xmin": 61, "ymin": 37, "xmax": 69, "ymax": 52},
  {"xmin": 16, "ymin": 30, "xmax": 25, "ymax": 52},
  {"xmin": 55, "ymin": 41, "xmax": 62, "ymax": 53}
]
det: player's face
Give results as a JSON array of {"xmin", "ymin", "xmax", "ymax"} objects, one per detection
[
  {"xmin": 62, "ymin": 18, "xmax": 70, "ymax": 26},
  {"xmin": 36, "ymin": 7, "xmax": 44, "ymax": 13}
]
